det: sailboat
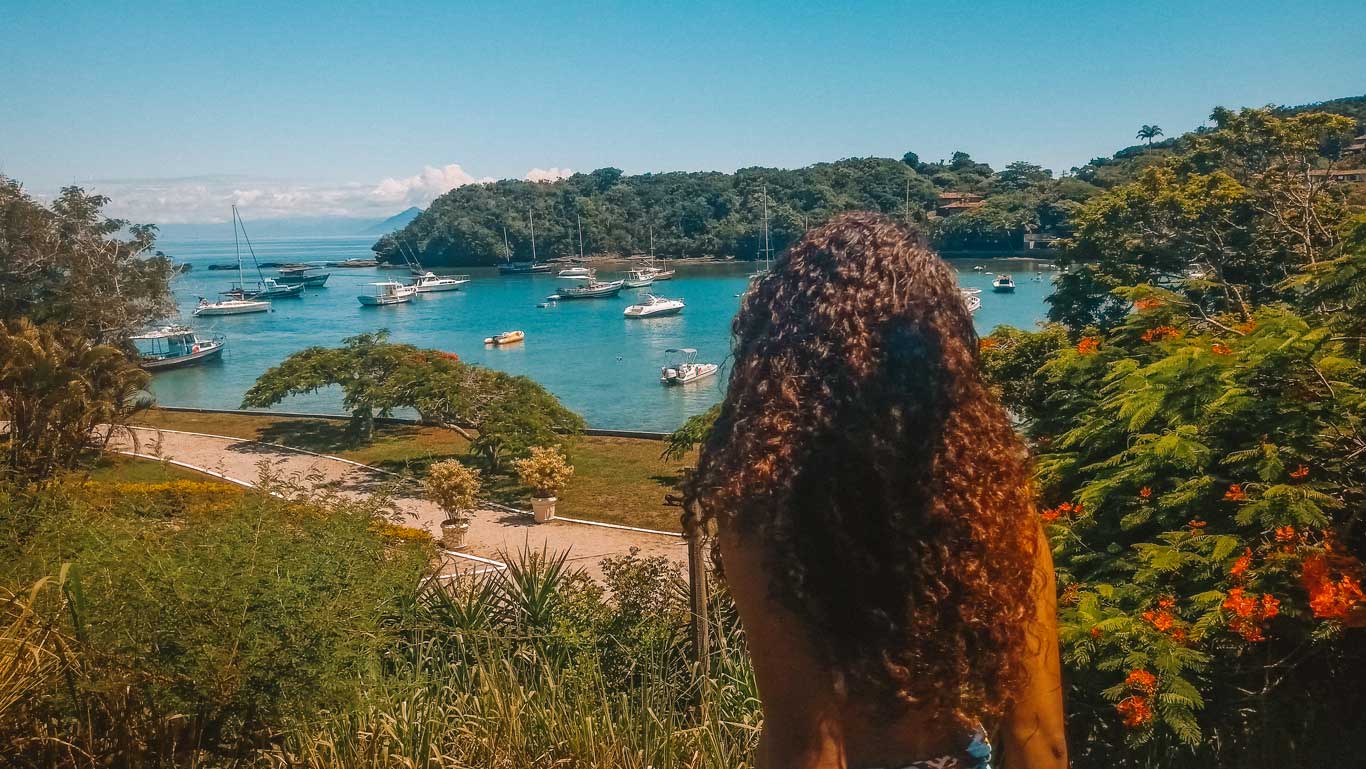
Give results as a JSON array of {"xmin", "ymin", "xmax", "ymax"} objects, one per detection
[
  {"xmin": 737, "ymin": 184, "xmax": 774, "ymax": 298},
  {"xmin": 194, "ymin": 206, "xmax": 270, "ymax": 316},
  {"xmin": 642, "ymin": 224, "xmax": 675, "ymax": 280},
  {"xmin": 499, "ymin": 213, "xmax": 552, "ymax": 274}
]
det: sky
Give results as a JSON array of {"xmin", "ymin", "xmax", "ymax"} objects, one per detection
[{"xmin": 2, "ymin": 0, "xmax": 1364, "ymax": 225}]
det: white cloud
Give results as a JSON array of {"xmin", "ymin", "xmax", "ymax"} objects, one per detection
[
  {"xmin": 371, "ymin": 164, "xmax": 493, "ymax": 205},
  {"xmin": 525, "ymin": 167, "xmax": 573, "ymax": 183}
]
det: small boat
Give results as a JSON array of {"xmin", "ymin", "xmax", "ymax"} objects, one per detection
[
  {"xmin": 661, "ymin": 348, "xmax": 719, "ymax": 386},
  {"xmin": 275, "ymin": 270, "xmax": 331, "ymax": 287},
  {"xmin": 226, "ymin": 278, "xmax": 304, "ymax": 299},
  {"xmin": 277, "ymin": 263, "xmax": 314, "ymax": 273},
  {"xmin": 500, "ymin": 212, "xmax": 552, "ymax": 274},
  {"xmin": 644, "ymin": 266, "xmax": 675, "ymax": 281},
  {"xmin": 622, "ymin": 269, "xmax": 655, "ymax": 288},
  {"xmin": 550, "ymin": 279, "xmax": 624, "ymax": 300},
  {"xmin": 484, "ymin": 330, "xmax": 525, "ymax": 345},
  {"xmin": 358, "ymin": 281, "xmax": 417, "ymax": 306},
  {"xmin": 194, "ymin": 296, "xmax": 270, "ymax": 316},
  {"xmin": 624, "ymin": 294, "xmax": 685, "ymax": 318},
  {"xmin": 335, "ymin": 258, "xmax": 379, "ymax": 268},
  {"xmin": 557, "ymin": 266, "xmax": 594, "ymax": 279},
  {"xmin": 207, "ymin": 263, "xmax": 239, "ymax": 271},
  {"xmin": 973, "ymin": 265, "xmax": 985, "ymax": 272},
  {"xmin": 413, "ymin": 272, "xmax": 470, "ymax": 293},
  {"xmin": 130, "ymin": 326, "xmax": 226, "ymax": 370},
  {"xmin": 960, "ymin": 288, "xmax": 982, "ymax": 314},
  {"xmin": 992, "ymin": 274, "xmax": 1016, "ymax": 293}
]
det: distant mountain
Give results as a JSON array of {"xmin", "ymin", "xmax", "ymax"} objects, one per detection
[
  {"xmin": 157, "ymin": 216, "xmax": 381, "ymax": 240},
  {"xmin": 360, "ymin": 206, "xmax": 422, "ymax": 235}
]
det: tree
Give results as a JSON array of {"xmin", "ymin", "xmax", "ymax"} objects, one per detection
[
  {"xmin": 996, "ymin": 161, "xmax": 1053, "ymax": 191},
  {"xmin": 0, "ymin": 177, "xmax": 173, "ymax": 345},
  {"xmin": 901, "ymin": 151, "xmax": 921, "ymax": 168},
  {"xmin": 1136, "ymin": 124, "xmax": 1165, "ymax": 145},
  {"xmin": 0, "ymin": 318, "xmax": 150, "ymax": 486}
]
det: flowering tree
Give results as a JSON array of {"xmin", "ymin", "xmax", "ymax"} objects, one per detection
[{"xmin": 981, "ymin": 109, "xmax": 1365, "ymax": 767}]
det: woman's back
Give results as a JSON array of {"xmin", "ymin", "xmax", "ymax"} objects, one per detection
[{"xmin": 685, "ymin": 213, "xmax": 1067, "ymax": 769}]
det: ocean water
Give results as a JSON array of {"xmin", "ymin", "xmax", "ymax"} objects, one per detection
[{"xmin": 151, "ymin": 237, "xmax": 1055, "ymax": 431}]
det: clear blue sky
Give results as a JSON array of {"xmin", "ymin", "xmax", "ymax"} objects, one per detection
[{"xmin": 3, "ymin": 0, "xmax": 1363, "ymax": 223}]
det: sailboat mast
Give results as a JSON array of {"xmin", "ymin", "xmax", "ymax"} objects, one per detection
[
  {"xmin": 649, "ymin": 225, "xmax": 655, "ymax": 259},
  {"xmin": 528, "ymin": 209, "xmax": 537, "ymax": 263},
  {"xmin": 502, "ymin": 225, "xmax": 511, "ymax": 262},
  {"xmin": 232, "ymin": 205, "xmax": 245, "ymax": 289},
  {"xmin": 577, "ymin": 215, "xmax": 584, "ymax": 259},
  {"xmin": 761, "ymin": 183, "xmax": 771, "ymax": 270}
]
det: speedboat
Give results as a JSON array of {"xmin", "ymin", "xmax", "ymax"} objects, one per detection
[
  {"xmin": 483, "ymin": 330, "xmax": 526, "ymax": 345},
  {"xmin": 358, "ymin": 281, "xmax": 417, "ymax": 306},
  {"xmin": 661, "ymin": 348, "xmax": 719, "ymax": 385},
  {"xmin": 623, "ymin": 269, "xmax": 656, "ymax": 288},
  {"xmin": 130, "ymin": 326, "xmax": 226, "ymax": 370},
  {"xmin": 557, "ymin": 266, "xmax": 594, "ymax": 279},
  {"xmin": 992, "ymin": 274, "xmax": 1016, "ymax": 293},
  {"xmin": 194, "ymin": 297, "xmax": 270, "ymax": 316},
  {"xmin": 550, "ymin": 279, "xmax": 624, "ymax": 300},
  {"xmin": 624, "ymin": 294, "xmax": 684, "ymax": 318},
  {"xmin": 960, "ymin": 288, "xmax": 982, "ymax": 314},
  {"xmin": 413, "ymin": 272, "xmax": 471, "ymax": 293}
]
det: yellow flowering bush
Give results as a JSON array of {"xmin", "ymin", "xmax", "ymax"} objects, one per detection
[
  {"xmin": 513, "ymin": 446, "xmax": 574, "ymax": 498},
  {"xmin": 423, "ymin": 460, "xmax": 482, "ymax": 521}
]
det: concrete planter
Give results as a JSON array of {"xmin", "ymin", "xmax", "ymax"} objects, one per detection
[
  {"xmin": 531, "ymin": 496, "xmax": 557, "ymax": 523},
  {"xmin": 440, "ymin": 519, "xmax": 470, "ymax": 550}
]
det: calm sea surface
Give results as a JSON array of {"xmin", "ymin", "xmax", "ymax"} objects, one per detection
[{"xmin": 152, "ymin": 237, "xmax": 1055, "ymax": 431}]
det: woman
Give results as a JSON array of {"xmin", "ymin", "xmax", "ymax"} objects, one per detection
[{"xmin": 684, "ymin": 213, "xmax": 1066, "ymax": 769}]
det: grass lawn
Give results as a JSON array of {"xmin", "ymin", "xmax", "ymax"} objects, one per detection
[
  {"xmin": 134, "ymin": 409, "xmax": 693, "ymax": 532},
  {"xmin": 85, "ymin": 454, "xmax": 226, "ymax": 484}
]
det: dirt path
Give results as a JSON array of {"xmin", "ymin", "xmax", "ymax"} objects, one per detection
[{"xmin": 107, "ymin": 426, "xmax": 686, "ymax": 580}]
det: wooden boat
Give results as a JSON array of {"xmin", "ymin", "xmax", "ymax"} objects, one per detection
[
  {"xmin": 483, "ymin": 330, "xmax": 525, "ymax": 345},
  {"xmin": 130, "ymin": 326, "xmax": 226, "ymax": 370},
  {"xmin": 549, "ymin": 279, "xmax": 624, "ymax": 300},
  {"xmin": 624, "ymin": 294, "xmax": 684, "ymax": 318},
  {"xmin": 275, "ymin": 270, "xmax": 331, "ymax": 287},
  {"xmin": 358, "ymin": 281, "xmax": 417, "ymax": 306}
]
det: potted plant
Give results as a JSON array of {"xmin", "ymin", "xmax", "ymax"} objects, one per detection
[
  {"xmin": 513, "ymin": 446, "xmax": 574, "ymax": 523},
  {"xmin": 423, "ymin": 460, "xmax": 482, "ymax": 550}
]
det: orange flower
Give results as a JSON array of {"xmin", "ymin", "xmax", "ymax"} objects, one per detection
[
  {"xmin": 1211, "ymin": 342, "xmax": 1233, "ymax": 356},
  {"xmin": 1142, "ymin": 609, "xmax": 1175, "ymax": 632},
  {"xmin": 1090, "ymin": 625, "xmax": 1103, "ymax": 639},
  {"xmin": 1223, "ymin": 587, "xmax": 1257, "ymax": 619},
  {"xmin": 1138, "ymin": 486, "xmax": 1153, "ymax": 500},
  {"xmin": 1140, "ymin": 325, "xmax": 1181, "ymax": 343},
  {"xmin": 1224, "ymin": 484, "xmax": 1248, "ymax": 502},
  {"xmin": 1116, "ymin": 696, "xmax": 1153, "ymax": 729},
  {"xmin": 979, "ymin": 338, "xmax": 999, "ymax": 351},
  {"xmin": 1189, "ymin": 519, "xmax": 1207, "ymax": 531},
  {"xmin": 438, "ymin": 350, "xmax": 461, "ymax": 362},
  {"xmin": 1236, "ymin": 320, "xmax": 1257, "ymax": 334},
  {"xmin": 1261, "ymin": 594, "xmax": 1280, "ymax": 620},
  {"xmin": 1040, "ymin": 507, "xmax": 1062, "ymax": 523},
  {"xmin": 1076, "ymin": 337, "xmax": 1101, "ymax": 355},
  {"xmin": 1290, "ymin": 465, "xmax": 1310, "ymax": 480},
  {"xmin": 1275, "ymin": 526, "xmax": 1297, "ymax": 543},
  {"xmin": 1135, "ymin": 297, "xmax": 1162, "ymax": 311},
  {"xmin": 1169, "ymin": 627, "xmax": 1189, "ymax": 644},
  {"xmin": 1223, "ymin": 588, "xmax": 1279, "ymax": 641},
  {"xmin": 1158, "ymin": 595, "xmax": 1176, "ymax": 610},
  {"xmin": 1229, "ymin": 547, "xmax": 1253, "ymax": 578},
  {"xmin": 1125, "ymin": 669, "xmax": 1158, "ymax": 694},
  {"xmin": 1302, "ymin": 555, "xmax": 1366, "ymax": 620}
]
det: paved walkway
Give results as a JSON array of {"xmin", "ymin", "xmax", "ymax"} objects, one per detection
[{"xmin": 106, "ymin": 426, "xmax": 686, "ymax": 580}]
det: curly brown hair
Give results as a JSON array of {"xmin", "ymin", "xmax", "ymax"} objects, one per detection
[{"xmin": 684, "ymin": 211, "xmax": 1038, "ymax": 720}]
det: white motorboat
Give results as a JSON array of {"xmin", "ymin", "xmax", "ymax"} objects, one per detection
[
  {"xmin": 624, "ymin": 294, "xmax": 685, "ymax": 318},
  {"xmin": 413, "ymin": 272, "xmax": 470, "ymax": 293},
  {"xmin": 359, "ymin": 281, "xmax": 417, "ymax": 306},
  {"xmin": 194, "ymin": 297, "xmax": 270, "ymax": 316},
  {"xmin": 992, "ymin": 274, "xmax": 1016, "ymax": 293},
  {"xmin": 661, "ymin": 348, "xmax": 719, "ymax": 385},
  {"xmin": 130, "ymin": 326, "xmax": 226, "ymax": 370},
  {"xmin": 622, "ymin": 268, "xmax": 655, "ymax": 288},
  {"xmin": 557, "ymin": 266, "xmax": 594, "ymax": 279},
  {"xmin": 960, "ymin": 288, "xmax": 982, "ymax": 314},
  {"xmin": 550, "ymin": 279, "xmax": 624, "ymax": 300}
]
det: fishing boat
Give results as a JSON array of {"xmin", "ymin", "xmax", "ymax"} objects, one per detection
[
  {"xmin": 130, "ymin": 326, "xmax": 226, "ymax": 370},
  {"xmin": 992, "ymin": 274, "xmax": 1016, "ymax": 293},
  {"xmin": 413, "ymin": 272, "xmax": 470, "ymax": 292},
  {"xmin": 194, "ymin": 297, "xmax": 269, "ymax": 316},
  {"xmin": 499, "ymin": 214, "xmax": 552, "ymax": 274},
  {"xmin": 622, "ymin": 268, "xmax": 655, "ymax": 288},
  {"xmin": 275, "ymin": 269, "xmax": 331, "ymax": 287},
  {"xmin": 195, "ymin": 206, "xmax": 275, "ymax": 316},
  {"xmin": 624, "ymin": 294, "xmax": 684, "ymax": 318},
  {"xmin": 557, "ymin": 266, "xmax": 594, "ymax": 279},
  {"xmin": 549, "ymin": 279, "xmax": 624, "ymax": 300},
  {"xmin": 661, "ymin": 348, "xmax": 719, "ymax": 385},
  {"xmin": 960, "ymin": 288, "xmax": 982, "ymax": 314},
  {"xmin": 483, "ymin": 330, "xmax": 525, "ymax": 345},
  {"xmin": 358, "ymin": 281, "xmax": 417, "ymax": 306}
]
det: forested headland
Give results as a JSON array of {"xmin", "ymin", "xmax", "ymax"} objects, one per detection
[{"xmin": 374, "ymin": 96, "xmax": 1365, "ymax": 267}]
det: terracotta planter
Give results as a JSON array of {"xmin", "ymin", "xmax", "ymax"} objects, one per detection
[
  {"xmin": 440, "ymin": 519, "xmax": 470, "ymax": 550},
  {"xmin": 531, "ymin": 496, "xmax": 557, "ymax": 523}
]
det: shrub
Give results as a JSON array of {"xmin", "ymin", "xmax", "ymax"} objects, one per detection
[
  {"xmin": 513, "ymin": 446, "xmax": 575, "ymax": 498},
  {"xmin": 423, "ymin": 460, "xmax": 482, "ymax": 521}
]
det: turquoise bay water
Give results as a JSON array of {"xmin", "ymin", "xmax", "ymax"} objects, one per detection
[{"xmin": 153, "ymin": 237, "xmax": 1055, "ymax": 431}]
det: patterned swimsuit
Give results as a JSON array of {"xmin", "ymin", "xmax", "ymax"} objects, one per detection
[{"xmin": 866, "ymin": 728, "xmax": 992, "ymax": 769}]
